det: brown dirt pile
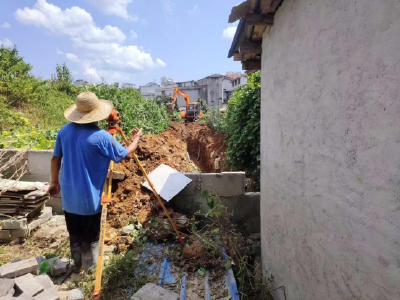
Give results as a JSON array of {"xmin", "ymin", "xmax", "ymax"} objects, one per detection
[
  {"xmin": 107, "ymin": 122, "xmax": 196, "ymax": 230},
  {"xmin": 185, "ymin": 122, "xmax": 227, "ymax": 172}
]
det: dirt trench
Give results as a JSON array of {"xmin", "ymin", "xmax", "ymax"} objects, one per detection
[{"xmin": 184, "ymin": 122, "xmax": 227, "ymax": 173}]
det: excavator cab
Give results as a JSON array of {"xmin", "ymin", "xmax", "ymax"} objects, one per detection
[{"xmin": 184, "ymin": 103, "xmax": 202, "ymax": 121}]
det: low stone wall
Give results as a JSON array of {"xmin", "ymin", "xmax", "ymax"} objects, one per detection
[
  {"xmin": 1, "ymin": 151, "xmax": 260, "ymax": 232},
  {"xmin": 170, "ymin": 172, "xmax": 260, "ymax": 233}
]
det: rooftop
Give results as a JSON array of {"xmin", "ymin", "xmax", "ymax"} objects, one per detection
[{"xmin": 227, "ymin": 0, "xmax": 283, "ymax": 71}]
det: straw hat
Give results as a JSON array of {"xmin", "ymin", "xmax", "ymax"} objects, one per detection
[{"xmin": 64, "ymin": 92, "xmax": 113, "ymax": 124}]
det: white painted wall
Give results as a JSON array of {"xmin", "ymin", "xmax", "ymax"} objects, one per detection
[{"xmin": 260, "ymin": 1, "xmax": 400, "ymax": 299}]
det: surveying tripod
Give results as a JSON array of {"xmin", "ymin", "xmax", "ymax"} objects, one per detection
[{"xmin": 92, "ymin": 109, "xmax": 185, "ymax": 299}]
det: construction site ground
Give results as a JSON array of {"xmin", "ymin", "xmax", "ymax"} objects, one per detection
[{"xmin": 0, "ymin": 122, "xmax": 263, "ymax": 299}]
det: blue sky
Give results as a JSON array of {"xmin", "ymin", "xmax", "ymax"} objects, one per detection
[{"xmin": 0, "ymin": 0, "xmax": 240, "ymax": 86}]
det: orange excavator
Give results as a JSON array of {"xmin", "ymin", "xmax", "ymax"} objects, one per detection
[{"xmin": 168, "ymin": 87, "xmax": 203, "ymax": 122}]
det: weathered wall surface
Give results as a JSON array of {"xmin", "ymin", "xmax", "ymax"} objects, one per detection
[{"xmin": 260, "ymin": 0, "xmax": 400, "ymax": 299}]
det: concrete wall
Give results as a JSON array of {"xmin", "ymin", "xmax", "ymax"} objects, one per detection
[
  {"xmin": 260, "ymin": 1, "xmax": 400, "ymax": 299},
  {"xmin": 2, "ymin": 151, "xmax": 260, "ymax": 231},
  {"xmin": 170, "ymin": 172, "xmax": 260, "ymax": 233}
]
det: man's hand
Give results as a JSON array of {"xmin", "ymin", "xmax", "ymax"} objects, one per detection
[
  {"xmin": 132, "ymin": 128, "xmax": 143, "ymax": 138},
  {"xmin": 48, "ymin": 182, "xmax": 61, "ymax": 197},
  {"xmin": 126, "ymin": 128, "xmax": 143, "ymax": 157}
]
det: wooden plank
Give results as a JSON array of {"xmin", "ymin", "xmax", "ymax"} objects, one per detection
[
  {"xmin": 245, "ymin": 13, "xmax": 274, "ymax": 25},
  {"xmin": 260, "ymin": 0, "xmax": 281, "ymax": 14},
  {"xmin": 233, "ymin": 53, "xmax": 243, "ymax": 61},
  {"xmin": 239, "ymin": 41, "xmax": 262, "ymax": 54},
  {"xmin": 252, "ymin": 25, "xmax": 267, "ymax": 41},
  {"xmin": 242, "ymin": 61, "xmax": 261, "ymax": 71},
  {"xmin": 229, "ymin": 1, "xmax": 249, "ymax": 23},
  {"xmin": 229, "ymin": 0, "xmax": 258, "ymax": 23}
]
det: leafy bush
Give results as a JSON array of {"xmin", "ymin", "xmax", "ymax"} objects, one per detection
[
  {"xmin": 28, "ymin": 83, "xmax": 75, "ymax": 129},
  {"xmin": 223, "ymin": 72, "xmax": 260, "ymax": 189},
  {"xmin": 200, "ymin": 108, "xmax": 225, "ymax": 131},
  {"xmin": 82, "ymin": 84, "xmax": 169, "ymax": 135}
]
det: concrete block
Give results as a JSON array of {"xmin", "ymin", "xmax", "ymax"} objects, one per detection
[
  {"xmin": 33, "ymin": 286, "xmax": 58, "ymax": 300},
  {"xmin": 35, "ymin": 257, "xmax": 46, "ymax": 264},
  {"xmin": 45, "ymin": 257, "xmax": 69, "ymax": 276},
  {"xmin": 46, "ymin": 197, "xmax": 62, "ymax": 215},
  {"xmin": 10, "ymin": 229, "xmax": 29, "ymax": 238},
  {"xmin": 68, "ymin": 288, "xmax": 84, "ymax": 300},
  {"xmin": 179, "ymin": 173, "xmax": 201, "ymax": 195},
  {"xmin": 200, "ymin": 172, "xmax": 245, "ymax": 196},
  {"xmin": 0, "ymin": 294, "xmax": 33, "ymax": 300},
  {"xmin": 15, "ymin": 273, "xmax": 44, "ymax": 296},
  {"xmin": 0, "ymin": 257, "xmax": 38, "ymax": 278},
  {"xmin": 27, "ymin": 207, "xmax": 53, "ymax": 231},
  {"xmin": 35, "ymin": 275, "xmax": 54, "ymax": 290},
  {"xmin": 220, "ymin": 192, "xmax": 260, "ymax": 217},
  {"xmin": 1, "ymin": 219, "xmax": 27, "ymax": 230},
  {"xmin": 39, "ymin": 207, "xmax": 52, "ymax": 220},
  {"xmin": 26, "ymin": 151, "xmax": 52, "ymax": 181},
  {"xmin": 0, "ymin": 278, "xmax": 14, "ymax": 297},
  {"xmin": 131, "ymin": 283, "xmax": 179, "ymax": 300},
  {"xmin": 0, "ymin": 230, "xmax": 11, "ymax": 239}
]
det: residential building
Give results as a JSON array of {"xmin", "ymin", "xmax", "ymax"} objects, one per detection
[
  {"xmin": 72, "ymin": 79, "xmax": 88, "ymax": 86},
  {"xmin": 139, "ymin": 82, "xmax": 160, "ymax": 98},
  {"xmin": 121, "ymin": 83, "xmax": 136, "ymax": 89},
  {"xmin": 161, "ymin": 76, "xmax": 175, "ymax": 87},
  {"xmin": 197, "ymin": 74, "xmax": 233, "ymax": 107},
  {"xmin": 231, "ymin": 75, "xmax": 247, "ymax": 88},
  {"xmin": 228, "ymin": 1, "xmax": 400, "ymax": 300}
]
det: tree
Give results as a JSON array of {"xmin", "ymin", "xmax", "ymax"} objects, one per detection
[
  {"xmin": 0, "ymin": 46, "xmax": 38, "ymax": 106},
  {"xmin": 51, "ymin": 63, "xmax": 75, "ymax": 95}
]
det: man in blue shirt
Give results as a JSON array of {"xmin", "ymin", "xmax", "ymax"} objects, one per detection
[{"xmin": 49, "ymin": 92, "xmax": 142, "ymax": 273}]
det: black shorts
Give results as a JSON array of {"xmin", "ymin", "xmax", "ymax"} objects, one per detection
[{"xmin": 64, "ymin": 211, "xmax": 101, "ymax": 244}]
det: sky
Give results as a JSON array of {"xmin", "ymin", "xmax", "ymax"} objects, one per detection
[{"xmin": 0, "ymin": 0, "xmax": 240, "ymax": 86}]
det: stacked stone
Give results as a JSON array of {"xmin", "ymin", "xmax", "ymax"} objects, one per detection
[
  {"xmin": 0, "ymin": 256, "xmax": 83, "ymax": 300},
  {"xmin": 0, "ymin": 207, "xmax": 52, "ymax": 242}
]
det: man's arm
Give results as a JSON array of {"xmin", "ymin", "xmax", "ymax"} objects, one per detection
[
  {"xmin": 49, "ymin": 156, "xmax": 62, "ymax": 197},
  {"xmin": 126, "ymin": 128, "xmax": 143, "ymax": 157}
]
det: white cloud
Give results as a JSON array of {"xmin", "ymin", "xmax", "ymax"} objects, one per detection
[
  {"xmin": 14, "ymin": 0, "xmax": 165, "ymax": 83},
  {"xmin": 86, "ymin": 0, "xmax": 137, "ymax": 21},
  {"xmin": 14, "ymin": 0, "xmax": 125, "ymax": 43},
  {"xmin": 56, "ymin": 47, "xmax": 64, "ymax": 55},
  {"xmin": 130, "ymin": 30, "xmax": 138, "ymax": 40},
  {"xmin": 0, "ymin": 38, "xmax": 13, "ymax": 48},
  {"xmin": 73, "ymin": 40, "xmax": 166, "ymax": 72},
  {"xmin": 188, "ymin": 4, "xmax": 199, "ymax": 14},
  {"xmin": 222, "ymin": 26, "xmax": 237, "ymax": 40},
  {"xmin": 82, "ymin": 60, "xmax": 102, "ymax": 82},
  {"xmin": 66, "ymin": 53, "xmax": 80, "ymax": 63},
  {"xmin": 0, "ymin": 22, "xmax": 11, "ymax": 29},
  {"xmin": 163, "ymin": 0, "xmax": 175, "ymax": 18}
]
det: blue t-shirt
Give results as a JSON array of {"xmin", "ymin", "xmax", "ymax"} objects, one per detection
[{"xmin": 53, "ymin": 123, "xmax": 128, "ymax": 215}]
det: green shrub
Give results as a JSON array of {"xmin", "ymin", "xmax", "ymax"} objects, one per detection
[
  {"xmin": 28, "ymin": 83, "xmax": 75, "ymax": 129},
  {"xmin": 200, "ymin": 108, "xmax": 225, "ymax": 131},
  {"xmin": 223, "ymin": 72, "xmax": 260, "ymax": 189},
  {"xmin": 83, "ymin": 84, "xmax": 169, "ymax": 135}
]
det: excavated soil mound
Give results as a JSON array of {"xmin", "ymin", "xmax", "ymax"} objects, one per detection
[
  {"xmin": 185, "ymin": 122, "xmax": 227, "ymax": 172},
  {"xmin": 108, "ymin": 122, "xmax": 196, "ymax": 230}
]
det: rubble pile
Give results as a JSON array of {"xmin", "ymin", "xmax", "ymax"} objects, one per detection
[{"xmin": 0, "ymin": 257, "xmax": 83, "ymax": 300}]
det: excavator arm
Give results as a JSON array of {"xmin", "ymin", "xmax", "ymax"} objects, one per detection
[{"xmin": 172, "ymin": 87, "xmax": 190, "ymax": 110}]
